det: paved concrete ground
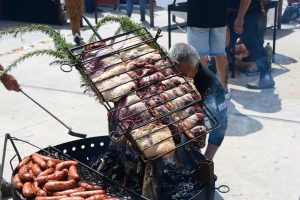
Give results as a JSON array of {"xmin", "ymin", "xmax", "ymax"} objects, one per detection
[{"xmin": 0, "ymin": 5, "xmax": 299, "ymax": 200}]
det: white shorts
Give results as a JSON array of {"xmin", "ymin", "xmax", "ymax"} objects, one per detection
[{"xmin": 187, "ymin": 26, "xmax": 227, "ymax": 56}]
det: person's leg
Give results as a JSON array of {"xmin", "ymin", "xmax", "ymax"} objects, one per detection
[
  {"xmin": 139, "ymin": 0, "xmax": 147, "ymax": 21},
  {"xmin": 65, "ymin": 0, "xmax": 81, "ymax": 35},
  {"xmin": 126, "ymin": 0, "xmax": 134, "ymax": 17},
  {"xmin": 205, "ymin": 114, "xmax": 227, "ymax": 160},
  {"xmin": 241, "ymin": 11, "xmax": 274, "ymax": 89},
  {"xmin": 187, "ymin": 27, "xmax": 210, "ymax": 67},
  {"xmin": 210, "ymin": 26, "xmax": 229, "ymax": 93},
  {"xmin": 225, "ymin": 12, "xmax": 239, "ymax": 72}
]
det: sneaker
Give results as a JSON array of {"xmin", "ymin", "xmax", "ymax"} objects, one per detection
[
  {"xmin": 224, "ymin": 89, "xmax": 231, "ymax": 100},
  {"xmin": 73, "ymin": 32, "xmax": 83, "ymax": 45},
  {"xmin": 247, "ymin": 74, "xmax": 275, "ymax": 89},
  {"xmin": 1, "ymin": 178, "xmax": 12, "ymax": 197}
]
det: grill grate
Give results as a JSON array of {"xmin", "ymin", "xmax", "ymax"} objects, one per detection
[
  {"xmin": 67, "ymin": 25, "xmax": 219, "ymax": 162},
  {"xmin": 33, "ymin": 146, "xmax": 146, "ymax": 200}
]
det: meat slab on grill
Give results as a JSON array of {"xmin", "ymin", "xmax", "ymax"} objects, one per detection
[{"xmin": 82, "ymin": 38, "xmax": 207, "ymax": 160}]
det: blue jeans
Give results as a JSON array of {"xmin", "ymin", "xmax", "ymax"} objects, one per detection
[
  {"xmin": 126, "ymin": 0, "xmax": 146, "ymax": 21},
  {"xmin": 226, "ymin": 10, "xmax": 270, "ymax": 77}
]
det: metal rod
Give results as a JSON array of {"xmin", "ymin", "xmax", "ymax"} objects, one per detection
[
  {"xmin": 20, "ymin": 90, "xmax": 87, "ymax": 138},
  {"xmin": 82, "ymin": 15, "xmax": 102, "ymax": 41}
]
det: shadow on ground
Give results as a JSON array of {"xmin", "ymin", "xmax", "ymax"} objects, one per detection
[{"xmin": 226, "ymin": 100, "xmax": 263, "ymax": 137}]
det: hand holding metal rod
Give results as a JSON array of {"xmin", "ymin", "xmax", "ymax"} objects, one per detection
[{"xmin": 20, "ymin": 90, "xmax": 87, "ymax": 138}]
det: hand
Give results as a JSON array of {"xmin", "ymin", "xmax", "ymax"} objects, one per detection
[
  {"xmin": 234, "ymin": 17, "xmax": 244, "ymax": 34},
  {"xmin": 1, "ymin": 73, "xmax": 21, "ymax": 92}
]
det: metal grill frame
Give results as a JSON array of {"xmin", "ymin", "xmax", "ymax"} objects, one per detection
[
  {"xmin": 67, "ymin": 19, "xmax": 220, "ymax": 162},
  {"xmin": 3, "ymin": 135, "xmax": 147, "ymax": 200}
]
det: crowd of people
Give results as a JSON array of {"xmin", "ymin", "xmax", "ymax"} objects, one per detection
[{"xmin": 0, "ymin": 0, "xmax": 276, "ymax": 197}]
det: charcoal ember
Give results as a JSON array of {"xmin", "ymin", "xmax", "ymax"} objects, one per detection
[{"xmin": 161, "ymin": 160, "xmax": 203, "ymax": 200}]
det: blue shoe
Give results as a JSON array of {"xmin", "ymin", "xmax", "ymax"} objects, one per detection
[
  {"xmin": 73, "ymin": 32, "xmax": 83, "ymax": 45},
  {"xmin": 247, "ymin": 74, "xmax": 275, "ymax": 89}
]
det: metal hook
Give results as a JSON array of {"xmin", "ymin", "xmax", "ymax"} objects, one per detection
[
  {"xmin": 60, "ymin": 64, "xmax": 73, "ymax": 72},
  {"xmin": 109, "ymin": 131, "xmax": 121, "ymax": 143},
  {"xmin": 215, "ymin": 185, "xmax": 230, "ymax": 193}
]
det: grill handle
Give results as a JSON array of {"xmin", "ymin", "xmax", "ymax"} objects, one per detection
[{"xmin": 21, "ymin": 90, "xmax": 87, "ymax": 139}]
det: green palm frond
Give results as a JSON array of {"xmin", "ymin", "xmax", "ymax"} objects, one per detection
[
  {"xmin": 0, "ymin": 49, "xmax": 67, "ymax": 79},
  {"xmin": 0, "ymin": 25, "xmax": 71, "ymax": 53},
  {"xmin": 89, "ymin": 15, "xmax": 149, "ymax": 43}
]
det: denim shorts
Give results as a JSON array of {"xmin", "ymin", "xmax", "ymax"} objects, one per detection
[
  {"xmin": 207, "ymin": 113, "xmax": 228, "ymax": 146},
  {"xmin": 187, "ymin": 26, "xmax": 227, "ymax": 56}
]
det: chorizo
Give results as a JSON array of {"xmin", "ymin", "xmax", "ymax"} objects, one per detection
[
  {"xmin": 85, "ymin": 194, "xmax": 108, "ymax": 200},
  {"xmin": 12, "ymin": 174, "xmax": 23, "ymax": 190},
  {"xmin": 68, "ymin": 165, "xmax": 80, "ymax": 181},
  {"xmin": 18, "ymin": 165, "xmax": 34, "ymax": 182},
  {"xmin": 44, "ymin": 179, "xmax": 77, "ymax": 192},
  {"xmin": 55, "ymin": 161, "xmax": 78, "ymax": 171},
  {"xmin": 22, "ymin": 182, "xmax": 34, "ymax": 198},
  {"xmin": 36, "ymin": 169, "xmax": 68, "ymax": 185},
  {"xmin": 79, "ymin": 182, "xmax": 102, "ymax": 190},
  {"xmin": 46, "ymin": 159, "xmax": 63, "ymax": 168},
  {"xmin": 35, "ymin": 196, "xmax": 68, "ymax": 200},
  {"xmin": 27, "ymin": 161, "xmax": 33, "ymax": 169},
  {"xmin": 32, "ymin": 153, "xmax": 52, "ymax": 161},
  {"xmin": 33, "ymin": 181, "xmax": 47, "ymax": 197},
  {"xmin": 59, "ymin": 197, "xmax": 84, "ymax": 200},
  {"xmin": 32, "ymin": 154, "xmax": 47, "ymax": 169},
  {"xmin": 16, "ymin": 156, "xmax": 31, "ymax": 170},
  {"xmin": 70, "ymin": 190, "xmax": 105, "ymax": 198},
  {"xmin": 32, "ymin": 163, "xmax": 42, "ymax": 176},
  {"xmin": 37, "ymin": 167, "xmax": 55, "ymax": 177},
  {"xmin": 52, "ymin": 187, "xmax": 85, "ymax": 196}
]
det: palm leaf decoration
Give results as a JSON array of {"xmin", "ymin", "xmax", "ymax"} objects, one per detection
[
  {"xmin": 0, "ymin": 24, "xmax": 99, "ymax": 100},
  {"xmin": 89, "ymin": 15, "xmax": 151, "ymax": 43}
]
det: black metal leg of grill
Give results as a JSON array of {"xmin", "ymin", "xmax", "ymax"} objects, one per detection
[
  {"xmin": 168, "ymin": 5, "xmax": 172, "ymax": 49},
  {"xmin": 272, "ymin": 3, "xmax": 278, "ymax": 58},
  {"xmin": 0, "ymin": 133, "xmax": 22, "ymax": 187}
]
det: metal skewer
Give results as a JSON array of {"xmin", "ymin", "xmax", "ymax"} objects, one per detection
[{"xmin": 21, "ymin": 90, "xmax": 87, "ymax": 138}]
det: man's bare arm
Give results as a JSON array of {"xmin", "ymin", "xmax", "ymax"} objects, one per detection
[{"xmin": 235, "ymin": 0, "xmax": 251, "ymax": 34}]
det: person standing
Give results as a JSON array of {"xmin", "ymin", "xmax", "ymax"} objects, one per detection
[
  {"xmin": 187, "ymin": 0, "xmax": 230, "ymax": 99},
  {"xmin": 65, "ymin": 0, "xmax": 84, "ymax": 45},
  {"xmin": 126, "ymin": 0, "xmax": 147, "ymax": 22},
  {"xmin": 226, "ymin": 0, "xmax": 275, "ymax": 89}
]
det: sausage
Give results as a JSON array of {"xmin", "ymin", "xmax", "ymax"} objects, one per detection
[
  {"xmin": 13, "ymin": 174, "xmax": 23, "ymax": 190},
  {"xmin": 33, "ymin": 181, "xmax": 47, "ymax": 197},
  {"xmin": 42, "ymin": 185, "xmax": 53, "ymax": 196},
  {"xmin": 35, "ymin": 196, "xmax": 68, "ymax": 200},
  {"xmin": 59, "ymin": 197, "xmax": 84, "ymax": 200},
  {"xmin": 18, "ymin": 165, "xmax": 34, "ymax": 182},
  {"xmin": 44, "ymin": 179, "xmax": 77, "ymax": 192},
  {"xmin": 85, "ymin": 194, "xmax": 108, "ymax": 200},
  {"xmin": 68, "ymin": 165, "xmax": 80, "ymax": 181},
  {"xmin": 22, "ymin": 182, "xmax": 34, "ymax": 198},
  {"xmin": 46, "ymin": 159, "xmax": 63, "ymax": 168},
  {"xmin": 79, "ymin": 182, "xmax": 102, "ymax": 190},
  {"xmin": 36, "ymin": 169, "xmax": 68, "ymax": 185},
  {"xmin": 52, "ymin": 187, "xmax": 85, "ymax": 196},
  {"xmin": 37, "ymin": 167, "xmax": 55, "ymax": 177},
  {"xmin": 70, "ymin": 190, "xmax": 105, "ymax": 198},
  {"xmin": 55, "ymin": 161, "xmax": 78, "ymax": 171},
  {"xmin": 16, "ymin": 156, "xmax": 31, "ymax": 170},
  {"xmin": 32, "ymin": 154, "xmax": 47, "ymax": 169},
  {"xmin": 31, "ymin": 163, "xmax": 42, "ymax": 176},
  {"xmin": 27, "ymin": 161, "xmax": 33, "ymax": 169},
  {"xmin": 32, "ymin": 153, "xmax": 53, "ymax": 161}
]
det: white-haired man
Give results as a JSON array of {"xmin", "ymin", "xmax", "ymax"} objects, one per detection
[{"xmin": 169, "ymin": 43, "xmax": 228, "ymax": 160}]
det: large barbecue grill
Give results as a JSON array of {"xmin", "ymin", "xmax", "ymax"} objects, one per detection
[
  {"xmin": 0, "ymin": 18, "xmax": 229, "ymax": 200},
  {"xmin": 65, "ymin": 18, "xmax": 219, "ymax": 162}
]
